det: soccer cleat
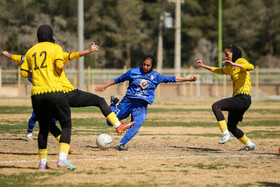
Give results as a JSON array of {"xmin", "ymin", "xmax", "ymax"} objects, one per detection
[
  {"xmin": 110, "ymin": 96, "xmax": 119, "ymax": 104},
  {"xmin": 219, "ymin": 134, "xmax": 232, "ymax": 144},
  {"xmin": 239, "ymin": 144, "xmax": 256, "ymax": 151},
  {"xmin": 116, "ymin": 144, "xmax": 128, "ymax": 151},
  {"xmin": 26, "ymin": 132, "xmax": 33, "ymax": 140},
  {"xmin": 39, "ymin": 163, "xmax": 50, "ymax": 169},
  {"xmin": 57, "ymin": 159, "xmax": 77, "ymax": 170},
  {"xmin": 116, "ymin": 121, "xmax": 136, "ymax": 134},
  {"xmin": 68, "ymin": 147, "xmax": 73, "ymax": 154}
]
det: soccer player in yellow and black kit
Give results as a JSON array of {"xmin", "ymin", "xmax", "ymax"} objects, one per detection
[
  {"xmin": 3, "ymin": 43, "xmax": 135, "ymax": 142},
  {"xmin": 21, "ymin": 24, "xmax": 76, "ymax": 170},
  {"xmin": 196, "ymin": 44, "xmax": 256, "ymax": 151},
  {"xmin": 2, "ymin": 40, "xmax": 135, "ymax": 154}
]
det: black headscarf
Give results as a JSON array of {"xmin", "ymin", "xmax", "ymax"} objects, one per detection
[
  {"xmin": 37, "ymin": 25, "xmax": 55, "ymax": 43},
  {"xmin": 143, "ymin": 55, "xmax": 156, "ymax": 72},
  {"xmin": 227, "ymin": 44, "xmax": 242, "ymax": 62}
]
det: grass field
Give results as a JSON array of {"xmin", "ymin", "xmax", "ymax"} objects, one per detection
[{"xmin": 0, "ymin": 97, "xmax": 279, "ymax": 187}]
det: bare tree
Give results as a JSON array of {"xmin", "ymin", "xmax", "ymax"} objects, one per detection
[{"xmin": 192, "ymin": 38, "xmax": 218, "ymax": 67}]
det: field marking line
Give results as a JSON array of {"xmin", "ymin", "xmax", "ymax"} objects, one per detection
[{"xmin": 0, "ymin": 154, "xmax": 277, "ymax": 164}]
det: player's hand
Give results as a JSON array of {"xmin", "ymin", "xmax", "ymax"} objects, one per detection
[
  {"xmin": 2, "ymin": 51, "xmax": 9, "ymax": 57},
  {"xmin": 2, "ymin": 51, "xmax": 13, "ymax": 60},
  {"xmin": 189, "ymin": 76, "xmax": 197, "ymax": 82},
  {"xmin": 223, "ymin": 60, "xmax": 234, "ymax": 66},
  {"xmin": 196, "ymin": 60, "xmax": 204, "ymax": 67},
  {"xmin": 89, "ymin": 42, "xmax": 99, "ymax": 53},
  {"xmin": 94, "ymin": 86, "xmax": 106, "ymax": 92}
]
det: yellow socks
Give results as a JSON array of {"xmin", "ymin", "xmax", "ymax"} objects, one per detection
[
  {"xmin": 39, "ymin": 149, "xmax": 48, "ymax": 166},
  {"xmin": 39, "ymin": 149, "xmax": 47, "ymax": 159},
  {"xmin": 238, "ymin": 135, "xmax": 249, "ymax": 145},
  {"xmin": 107, "ymin": 112, "xmax": 121, "ymax": 128},
  {"xmin": 59, "ymin": 142, "xmax": 70, "ymax": 154},
  {"xmin": 217, "ymin": 120, "xmax": 230, "ymax": 136},
  {"xmin": 55, "ymin": 135, "xmax": 61, "ymax": 142},
  {"xmin": 59, "ymin": 143, "xmax": 70, "ymax": 160}
]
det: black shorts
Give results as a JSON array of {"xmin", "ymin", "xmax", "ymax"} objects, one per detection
[
  {"xmin": 32, "ymin": 92, "xmax": 71, "ymax": 127},
  {"xmin": 220, "ymin": 94, "xmax": 251, "ymax": 122}
]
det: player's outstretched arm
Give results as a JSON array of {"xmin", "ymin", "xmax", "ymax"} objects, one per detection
[
  {"xmin": 2, "ymin": 51, "xmax": 13, "ymax": 59},
  {"xmin": 2, "ymin": 51, "xmax": 24, "ymax": 63},
  {"xmin": 196, "ymin": 60, "xmax": 212, "ymax": 71},
  {"xmin": 64, "ymin": 42, "xmax": 100, "ymax": 63},
  {"xmin": 94, "ymin": 80, "xmax": 116, "ymax": 92},
  {"xmin": 175, "ymin": 76, "xmax": 197, "ymax": 83},
  {"xmin": 79, "ymin": 42, "xmax": 99, "ymax": 57}
]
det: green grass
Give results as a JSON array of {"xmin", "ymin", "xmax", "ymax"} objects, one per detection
[
  {"xmin": 192, "ymin": 163, "xmax": 227, "ymax": 170},
  {"xmin": 0, "ymin": 106, "xmax": 33, "ymax": 114},
  {"xmin": 0, "ymin": 172, "xmax": 66, "ymax": 187},
  {"xmin": 1, "ymin": 118, "xmax": 280, "ymax": 136}
]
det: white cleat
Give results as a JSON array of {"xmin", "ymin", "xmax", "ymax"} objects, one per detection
[
  {"xmin": 26, "ymin": 132, "xmax": 33, "ymax": 140},
  {"xmin": 219, "ymin": 134, "xmax": 232, "ymax": 144},
  {"xmin": 239, "ymin": 144, "xmax": 256, "ymax": 151}
]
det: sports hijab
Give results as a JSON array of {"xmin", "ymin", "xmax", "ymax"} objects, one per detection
[
  {"xmin": 143, "ymin": 55, "xmax": 156, "ymax": 72},
  {"xmin": 227, "ymin": 44, "xmax": 242, "ymax": 62},
  {"xmin": 37, "ymin": 25, "xmax": 55, "ymax": 43}
]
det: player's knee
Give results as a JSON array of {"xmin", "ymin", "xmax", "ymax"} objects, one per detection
[
  {"xmin": 212, "ymin": 102, "xmax": 218, "ymax": 110},
  {"xmin": 95, "ymin": 96, "xmax": 105, "ymax": 104}
]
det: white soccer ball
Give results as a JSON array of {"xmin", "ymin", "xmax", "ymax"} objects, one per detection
[{"xmin": 96, "ymin": 133, "xmax": 112, "ymax": 150}]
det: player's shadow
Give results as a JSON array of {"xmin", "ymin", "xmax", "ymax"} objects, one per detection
[
  {"xmin": 86, "ymin": 145, "xmax": 115, "ymax": 151},
  {"xmin": 171, "ymin": 146, "xmax": 223, "ymax": 153},
  {"xmin": 0, "ymin": 152, "xmax": 56, "ymax": 156},
  {"xmin": 86, "ymin": 145, "xmax": 105, "ymax": 152},
  {"xmin": 0, "ymin": 138, "xmax": 36, "ymax": 141},
  {"xmin": 255, "ymin": 152, "xmax": 279, "ymax": 156},
  {"xmin": 258, "ymin": 182, "xmax": 280, "ymax": 187},
  {"xmin": 0, "ymin": 165, "xmax": 38, "ymax": 170}
]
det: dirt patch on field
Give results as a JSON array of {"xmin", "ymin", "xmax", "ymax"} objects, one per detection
[
  {"xmin": 0, "ymin": 97, "xmax": 279, "ymax": 186},
  {"xmin": 0, "ymin": 126, "xmax": 279, "ymax": 186}
]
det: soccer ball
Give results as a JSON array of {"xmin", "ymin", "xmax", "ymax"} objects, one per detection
[{"xmin": 96, "ymin": 133, "xmax": 112, "ymax": 150}]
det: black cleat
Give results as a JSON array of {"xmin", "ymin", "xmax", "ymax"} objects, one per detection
[
  {"xmin": 116, "ymin": 144, "xmax": 128, "ymax": 151},
  {"xmin": 111, "ymin": 96, "xmax": 119, "ymax": 104}
]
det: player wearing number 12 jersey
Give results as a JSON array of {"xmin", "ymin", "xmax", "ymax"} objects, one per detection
[{"xmin": 21, "ymin": 24, "xmax": 75, "ymax": 170}]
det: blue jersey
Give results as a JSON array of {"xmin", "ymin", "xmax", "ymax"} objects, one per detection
[{"xmin": 114, "ymin": 67, "xmax": 176, "ymax": 104}]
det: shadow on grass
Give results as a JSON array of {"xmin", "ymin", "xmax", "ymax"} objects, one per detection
[
  {"xmin": 258, "ymin": 182, "xmax": 280, "ymax": 187},
  {"xmin": 0, "ymin": 152, "xmax": 56, "ymax": 156},
  {"xmin": 0, "ymin": 165, "xmax": 38, "ymax": 170},
  {"xmin": 171, "ymin": 146, "xmax": 223, "ymax": 153},
  {"xmin": 0, "ymin": 138, "xmax": 31, "ymax": 141}
]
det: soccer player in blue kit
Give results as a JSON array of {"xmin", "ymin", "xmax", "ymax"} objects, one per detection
[{"xmin": 95, "ymin": 55, "xmax": 197, "ymax": 150}]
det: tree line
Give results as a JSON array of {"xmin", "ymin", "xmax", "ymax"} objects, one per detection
[{"xmin": 0, "ymin": 0, "xmax": 279, "ymax": 70}]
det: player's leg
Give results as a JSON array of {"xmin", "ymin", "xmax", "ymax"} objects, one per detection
[
  {"xmin": 37, "ymin": 120, "xmax": 50, "ymax": 169},
  {"xmin": 49, "ymin": 121, "xmax": 73, "ymax": 153},
  {"xmin": 26, "ymin": 111, "xmax": 37, "ymax": 140},
  {"xmin": 32, "ymin": 97, "xmax": 51, "ymax": 169},
  {"xmin": 52, "ymin": 96, "xmax": 76, "ymax": 170},
  {"xmin": 212, "ymin": 97, "xmax": 234, "ymax": 144},
  {"xmin": 68, "ymin": 90, "xmax": 135, "ymax": 133},
  {"xmin": 107, "ymin": 96, "xmax": 133, "ymax": 130},
  {"xmin": 227, "ymin": 112, "xmax": 256, "ymax": 151},
  {"xmin": 116, "ymin": 102, "xmax": 148, "ymax": 151}
]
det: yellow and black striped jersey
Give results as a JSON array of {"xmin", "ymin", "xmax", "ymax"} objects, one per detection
[
  {"xmin": 60, "ymin": 52, "xmax": 80, "ymax": 93},
  {"xmin": 210, "ymin": 58, "xmax": 254, "ymax": 96},
  {"xmin": 21, "ymin": 42, "xmax": 65, "ymax": 95},
  {"xmin": 17, "ymin": 51, "xmax": 80, "ymax": 93}
]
